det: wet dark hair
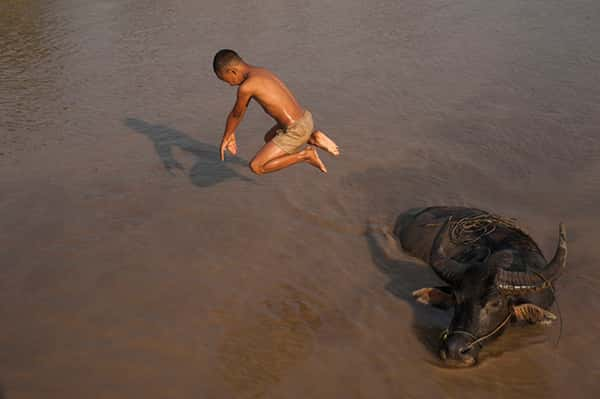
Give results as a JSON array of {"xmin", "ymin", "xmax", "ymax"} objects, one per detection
[{"xmin": 213, "ymin": 49, "xmax": 242, "ymax": 73}]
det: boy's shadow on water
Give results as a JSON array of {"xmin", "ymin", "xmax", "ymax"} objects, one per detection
[
  {"xmin": 125, "ymin": 118, "xmax": 255, "ymax": 188},
  {"xmin": 365, "ymin": 223, "xmax": 449, "ymax": 358}
]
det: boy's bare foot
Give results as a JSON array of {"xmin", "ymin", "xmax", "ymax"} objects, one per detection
[
  {"xmin": 304, "ymin": 145, "xmax": 327, "ymax": 173},
  {"xmin": 309, "ymin": 131, "xmax": 340, "ymax": 156}
]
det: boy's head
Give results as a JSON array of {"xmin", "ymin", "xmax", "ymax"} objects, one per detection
[{"xmin": 213, "ymin": 49, "xmax": 246, "ymax": 86}]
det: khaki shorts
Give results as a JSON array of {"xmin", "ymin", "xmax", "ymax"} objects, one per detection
[{"xmin": 271, "ymin": 110, "xmax": 314, "ymax": 154}]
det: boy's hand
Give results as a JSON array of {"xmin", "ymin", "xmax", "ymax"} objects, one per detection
[{"xmin": 220, "ymin": 134, "xmax": 238, "ymax": 160}]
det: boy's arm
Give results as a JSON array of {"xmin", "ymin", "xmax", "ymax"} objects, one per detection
[{"xmin": 220, "ymin": 85, "xmax": 252, "ymax": 160}]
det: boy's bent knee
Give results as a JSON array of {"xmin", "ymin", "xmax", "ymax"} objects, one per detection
[{"xmin": 249, "ymin": 159, "xmax": 264, "ymax": 175}]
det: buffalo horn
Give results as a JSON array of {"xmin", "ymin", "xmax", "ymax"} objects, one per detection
[{"xmin": 496, "ymin": 223, "xmax": 567, "ymax": 294}]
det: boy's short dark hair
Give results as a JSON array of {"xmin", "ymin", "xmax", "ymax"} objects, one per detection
[{"xmin": 213, "ymin": 49, "xmax": 242, "ymax": 73}]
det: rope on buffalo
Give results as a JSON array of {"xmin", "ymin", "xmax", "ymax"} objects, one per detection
[
  {"xmin": 443, "ymin": 298, "xmax": 560, "ymax": 351},
  {"xmin": 423, "ymin": 212, "xmax": 525, "ymax": 245},
  {"xmin": 441, "ymin": 312, "xmax": 513, "ymax": 351},
  {"xmin": 423, "ymin": 213, "xmax": 526, "ymax": 245},
  {"xmin": 449, "ymin": 213, "xmax": 523, "ymax": 245}
]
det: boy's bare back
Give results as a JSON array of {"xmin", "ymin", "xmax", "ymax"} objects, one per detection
[{"xmin": 238, "ymin": 67, "xmax": 305, "ymax": 128}]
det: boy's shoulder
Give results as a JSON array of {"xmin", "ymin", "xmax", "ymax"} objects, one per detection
[
  {"xmin": 249, "ymin": 67, "xmax": 279, "ymax": 82},
  {"xmin": 238, "ymin": 77, "xmax": 256, "ymax": 96},
  {"xmin": 240, "ymin": 69, "xmax": 271, "ymax": 92}
]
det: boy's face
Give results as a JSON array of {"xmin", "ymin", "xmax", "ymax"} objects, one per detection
[{"xmin": 217, "ymin": 68, "xmax": 243, "ymax": 86}]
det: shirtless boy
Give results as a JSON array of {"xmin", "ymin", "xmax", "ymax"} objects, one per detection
[{"xmin": 213, "ymin": 49, "xmax": 339, "ymax": 174}]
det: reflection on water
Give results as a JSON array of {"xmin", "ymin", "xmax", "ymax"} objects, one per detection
[
  {"xmin": 0, "ymin": 0, "xmax": 69, "ymax": 153},
  {"xmin": 0, "ymin": 1, "xmax": 46, "ymax": 66},
  {"xmin": 0, "ymin": 1, "xmax": 62, "ymax": 74}
]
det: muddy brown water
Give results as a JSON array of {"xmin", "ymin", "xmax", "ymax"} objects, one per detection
[{"xmin": 1, "ymin": 0, "xmax": 599, "ymax": 398}]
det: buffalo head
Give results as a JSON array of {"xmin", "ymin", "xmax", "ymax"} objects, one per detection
[{"xmin": 413, "ymin": 218, "xmax": 567, "ymax": 367}]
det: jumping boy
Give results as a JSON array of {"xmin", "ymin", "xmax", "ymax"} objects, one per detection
[{"xmin": 213, "ymin": 49, "xmax": 339, "ymax": 174}]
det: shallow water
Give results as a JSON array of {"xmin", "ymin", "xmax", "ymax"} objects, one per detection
[{"xmin": 1, "ymin": 0, "xmax": 600, "ymax": 398}]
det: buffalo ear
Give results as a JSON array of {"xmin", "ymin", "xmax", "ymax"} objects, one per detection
[
  {"xmin": 512, "ymin": 303, "xmax": 557, "ymax": 324},
  {"xmin": 412, "ymin": 287, "xmax": 454, "ymax": 309}
]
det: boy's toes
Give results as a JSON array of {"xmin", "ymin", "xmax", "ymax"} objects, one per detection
[
  {"xmin": 306, "ymin": 146, "xmax": 328, "ymax": 173},
  {"xmin": 313, "ymin": 131, "xmax": 339, "ymax": 157}
]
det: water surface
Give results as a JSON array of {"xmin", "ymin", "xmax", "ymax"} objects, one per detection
[{"xmin": 1, "ymin": 0, "xmax": 599, "ymax": 398}]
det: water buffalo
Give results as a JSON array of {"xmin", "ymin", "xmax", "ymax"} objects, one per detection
[{"xmin": 394, "ymin": 206, "xmax": 567, "ymax": 367}]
